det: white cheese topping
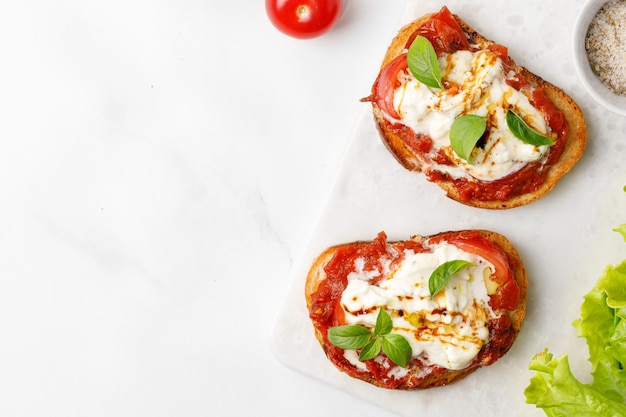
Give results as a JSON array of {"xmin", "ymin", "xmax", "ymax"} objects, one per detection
[
  {"xmin": 393, "ymin": 49, "xmax": 550, "ymax": 181},
  {"xmin": 340, "ymin": 243, "xmax": 496, "ymax": 370}
]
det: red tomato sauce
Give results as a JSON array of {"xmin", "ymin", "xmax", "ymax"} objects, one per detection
[
  {"xmin": 307, "ymin": 231, "xmax": 520, "ymax": 388},
  {"xmin": 372, "ymin": 6, "xmax": 569, "ymax": 203}
]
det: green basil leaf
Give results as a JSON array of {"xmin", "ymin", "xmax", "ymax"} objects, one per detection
[
  {"xmin": 407, "ymin": 35, "xmax": 443, "ymax": 89},
  {"xmin": 359, "ymin": 337, "xmax": 383, "ymax": 362},
  {"xmin": 449, "ymin": 114, "xmax": 487, "ymax": 163},
  {"xmin": 374, "ymin": 308, "xmax": 393, "ymax": 336},
  {"xmin": 382, "ymin": 334, "xmax": 413, "ymax": 368},
  {"xmin": 429, "ymin": 260, "xmax": 475, "ymax": 296},
  {"xmin": 327, "ymin": 325, "xmax": 372, "ymax": 350},
  {"xmin": 506, "ymin": 109, "xmax": 554, "ymax": 146}
]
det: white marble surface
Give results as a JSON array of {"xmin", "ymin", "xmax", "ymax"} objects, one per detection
[{"xmin": 1, "ymin": 0, "xmax": 625, "ymax": 416}]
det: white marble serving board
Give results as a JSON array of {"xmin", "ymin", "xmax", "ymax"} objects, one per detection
[{"xmin": 272, "ymin": 0, "xmax": 626, "ymax": 415}]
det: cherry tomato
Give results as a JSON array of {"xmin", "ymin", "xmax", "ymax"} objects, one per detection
[{"xmin": 265, "ymin": 0, "xmax": 342, "ymax": 39}]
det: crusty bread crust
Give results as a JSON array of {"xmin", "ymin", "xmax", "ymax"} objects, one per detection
[
  {"xmin": 370, "ymin": 13, "xmax": 587, "ymax": 210},
  {"xmin": 305, "ymin": 230, "xmax": 527, "ymax": 389}
]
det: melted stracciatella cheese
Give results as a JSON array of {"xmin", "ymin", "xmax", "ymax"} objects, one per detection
[
  {"xmin": 339, "ymin": 242, "xmax": 496, "ymax": 371},
  {"xmin": 394, "ymin": 49, "xmax": 550, "ymax": 181}
]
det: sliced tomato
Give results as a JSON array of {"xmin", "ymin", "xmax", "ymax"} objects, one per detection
[
  {"xmin": 445, "ymin": 235, "xmax": 510, "ymax": 282},
  {"xmin": 371, "ymin": 53, "xmax": 408, "ymax": 120},
  {"xmin": 435, "ymin": 232, "xmax": 520, "ymax": 311},
  {"xmin": 406, "ymin": 6, "xmax": 470, "ymax": 54}
]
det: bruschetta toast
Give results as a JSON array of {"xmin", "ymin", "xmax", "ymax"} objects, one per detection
[
  {"xmin": 363, "ymin": 7, "xmax": 586, "ymax": 209},
  {"xmin": 306, "ymin": 230, "xmax": 527, "ymax": 389}
]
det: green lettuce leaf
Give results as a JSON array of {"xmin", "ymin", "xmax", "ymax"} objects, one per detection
[
  {"xmin": 613, "ymin": 224, "xmax": 626, "ymax": 242},
  {"xmin": 573, "ymin": 261, "xmax": 626, "ymax": 404},
  {"xmin": 526, "ymin": 224, "xmax": 626, "ymax": 415},
  {"xmin": 525, "ymin": 350, "xmax": 626, "ymax": 416}
]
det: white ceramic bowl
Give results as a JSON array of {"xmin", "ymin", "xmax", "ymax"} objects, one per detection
[{"xmin": 573, "ymin": 0, "xmax": 626, "ymax": 116}]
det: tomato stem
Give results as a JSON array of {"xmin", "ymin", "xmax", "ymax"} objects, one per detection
[{"xmin": 296, "ymin": 5, "xmax": 311, "ymax": 21}]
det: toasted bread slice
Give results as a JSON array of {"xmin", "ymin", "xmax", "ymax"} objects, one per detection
[
  {"xmin": 366, "ymin": 8, "xmax": 586, "ymax": 209},
  {"xmin": 305, "ymin": 230, "xmax": 527, "ymax": 389}
]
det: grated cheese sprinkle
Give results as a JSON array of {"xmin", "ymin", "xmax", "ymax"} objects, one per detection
[{"xmin": 585, "ymin": 0, "xmax": 626, "ymax": 96}]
